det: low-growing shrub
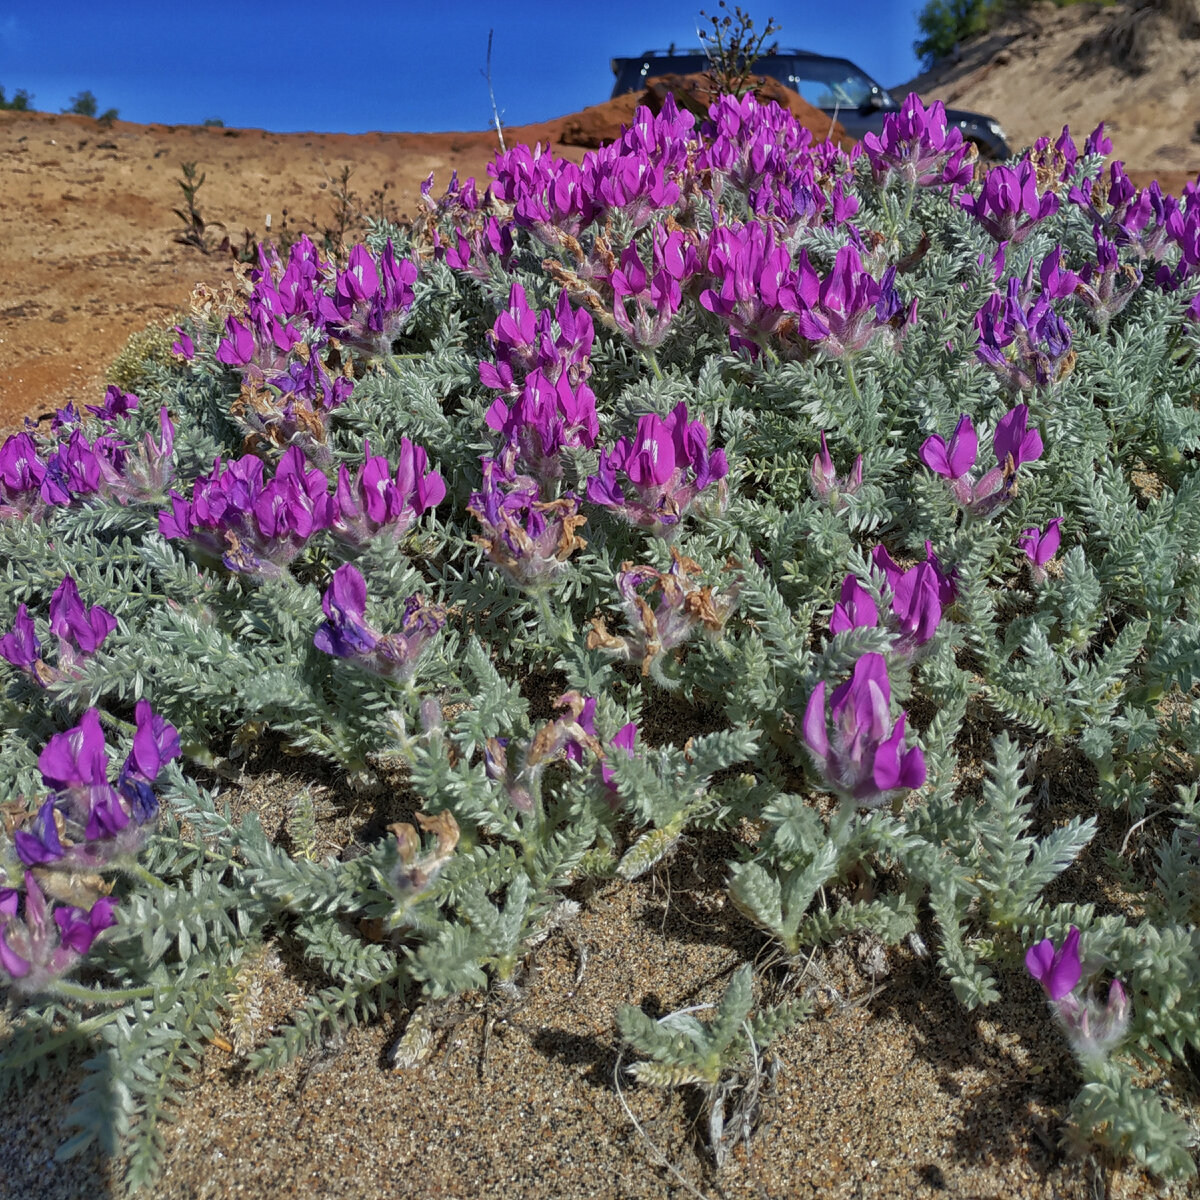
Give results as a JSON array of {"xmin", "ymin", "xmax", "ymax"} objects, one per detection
[{"xmin": 1, "ymin": 86, "xmax": 1199, "ymax": 1192}]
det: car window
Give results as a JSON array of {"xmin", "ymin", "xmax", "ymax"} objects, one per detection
[{"xmin": 785, "ymin": 61, "xmax": 879, "ymax": 110}]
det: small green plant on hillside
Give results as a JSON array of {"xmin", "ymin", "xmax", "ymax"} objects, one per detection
[
  {"xmin": 914, "ymin": 0, "xmax": 1000, "ymax": 68},
  {"xmin": 0, "ymin": 84, "xmax": 34, "ymax": 111},
  {"xmin": 172, "ymin": 161, "xmax": 225, "ymax": 255},
  {"xmin": 64, "ymin": 90, "xmax": 98, "ymax": 117}
]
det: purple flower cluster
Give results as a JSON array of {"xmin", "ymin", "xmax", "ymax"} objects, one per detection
[
  {"xmin": 206, "ymin": 234, "xmax": 423, "ymax": 456},
  {"xmin": 1026, "ymin": 927, "xmax": 1130, "ymax": 1065},
  {"xmin": 586, "ymin": 402, "xmax": 728, "ymax": 536},
  {"xmin": 791, "ymin": 244, "xmax": 915, "ymax": 360},
  {"xmin": 975, "ymin": 250, "xmax": 1076, "ymax": 390},
  {"xmin": 160, "ymin": 440, "xmax": 444, "ymax": 580},
  {"xmin": 802, "ymin": 652, "xmax": 926, "ymax": 809},
  {"xmin": 468, "ymin": 458, "xmax": 587, "ymax": 589},
  {"xmin": 603, "ymin": 225, "xmax": 700, "ymax": 351},
  {"xmin": 481, "ymin": 284, "xmax": 599, "ymax": 481},
  {"xmin": 486, "ymin": 95, "xmax": 695, "ymax": 248},
  {"xmin": 422, "ymin": 170, "xmax": 517, "ymax": 279},
  {"xmin": 699, "ymin": 92, "xmax": 859, "ymax": 241},
  {"xmin": 330, "ymin": 438, "xmax": 447, "ymax": 548},
  {"xmin": 863, "ymin": 93, "xmax": 975, "ymax": 191},
  {"xmin": 0, "ymin": 870, "xmax": 117, "ymax": 996},
  {"xmin": 961, "ymin": 159, "xmax": 1059, "ymax": 244},
  {"xmin": 159, "ymin": 446, "xmax": 334, "ymax": 580},
  {"xmin": 313, "ymin": 563, "xmax": 445, "ymax": 682},
  {"xmin": 0, "ymin": 401, "xmax": 175, "ymax": 516},
  {"xmin": 1069, "ymin": 161, "xmax": 1189, "ymax": 271},
  {"xmin": 0, "ymin": 575, "xmax": 116, "ymax": 686},
  {"xmin": 218, "ymin": 235, "xmax": 419, "ymax": 370},
  {"xmin": 700, "ymin": 233, "xmax": 911, "ymax": 360},
  {"xmin": 15, "ymin": 704, "xmax": 179, "ymax": 873},
  {"xmin": 919, "ymin": 405, "xmax": 1043, "ymax": 516},
  {"xmin": 586, "ymin": 548, "xmax": 739, "ymax": 677},
  {"xmin": 830, "ymin": 544, "xmax": 955, "ymax": 659}
]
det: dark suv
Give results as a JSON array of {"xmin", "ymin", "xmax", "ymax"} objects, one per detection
[{"xmin": 610, "ymin": 48, "xmax": 1011, "ymax": 159}]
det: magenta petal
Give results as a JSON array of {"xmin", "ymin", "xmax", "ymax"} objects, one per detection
[
  {"xmin": 1025, "ymin": 926, "xmax": 1082, "ymax": 1000},
  {"xmin": 919, "ymin": 434, "xmax": 951, "ymax": 477},
  {"xmin": 39, "ymin": 708, "xmax": 110, "ymax": 790},
  {"xmin": 802, "ymin": 682, "xmax": 830, "ymax": 761},
  {"xmin": 0, "ymin": 927, "xmax": 30, "ymax": 979},
  {"xmin": 830, "ymin": 576, "xmax": 878, "ymax": 634},
  {"xmin": 946, "ymin": 414, "xmax": 978, "ymax": 478}
]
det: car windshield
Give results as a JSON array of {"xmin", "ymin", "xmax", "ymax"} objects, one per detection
[{"xmin": 784, "ymin": 60, "xmax": 884, "ymax": 110}]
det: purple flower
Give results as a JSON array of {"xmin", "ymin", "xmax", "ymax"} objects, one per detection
[
  {"xmin": 567, "ymin": 698, "xmax": 638, "ymax": 808},
  {"xmin": 1019, "ymin": 517, "xmax": 1063, "ymax": 581},
  {"xmin": 313, "ymin": 563, "xmax": 445, "ymax": 682},
  {"xmin": 1026, "ymin": 926, "xmax": 1082, "ymax": 1000},
  {"xmin": 117, "ymin": 699, "xmax": 181, "ymax": 822},
  {"xmin": 1084, "ymin": 123, "xmax": 1113, "ymax": 158},
  {"xmin": 160, "ymin": 447, "xmax": 333, "ymax": 581},
  {"xmin": 863, "ymin": 547, "xmax": 945, "ymax": 655},
  {"xmin": 468, "ymin": 459, "xmax": 587, "ymax": 589},
  {"xmin": 313, "ymin": 563, "xmax": 378, "ymax": 659},
  {"xmin": 919, "ymin": 413, "xmax": 978, "ymax": 481},
  {"xmin": 829, "ymin": 575, "xmax": 879, "ymax": 635},
  {"xmin": 602, "ymin": 722, "xmax": 639, "ymax": 795},
  {"xmin": 606, "ymin": 226, "xmax": 699, "ymax": 350},
  {"xmin": 485, "ymin": 370, "xmax": 600, "ymax": 483},
  {"xmin": 39, "ymin": 707, "xmax": 110, "ymax": 797},
  {"xmin": 216, "ymin": 315, "xmax": 255, "ymax": 367},
  {"xmin": 0, "ymin": 604, "xmax": 53, "ymax": 685},
  {"xmin": 801, "ymin": 652, "xmax": 926, "ymax": 808},
  {"xmin": 0, "ymin": 871, "xmax": 118, "ymax": 995},
  {"xmin": 586, "ymin": 402, "xmax": 728, "ymax": 536},
  {"xmin": 319, "ymin": 240, "xmax": 419, "ymax": 358},
  {"xmin": 0, "ymin": 432, "xmax": 47, "ymax": 513},
  {"xmin": 16, "ymin": 704, "xmax": 170, "ymax": 870},
  {"xmin": 1026, "ymin": 927, "xmax": 1129, "ymax": 1064},
  {"xmin": 86, "ymin": 385, "xmax": 139, "ymax": 424},
  {"xmin": 1075, "ymin": 225, "xmax": 1143, "ymax": 323},
  {"xmin": 172, "ymin": 326, "xmax": 196, "ymax": 360},
  {"xmin": 13, "ymin": 798, "xmax": 67, "ymax": 865},
  {"xmin": 810, "ymin": 432, "xmax": 864, "ymax": 512},
  {"xmin": 48, "ymin": 576, "xmax": 116, "ymax": 673},
  {"xmin": 961, "ymin": 159, "xmax": 1060, "ymax": 244},
  {"xmin": 699, "ymin": 220, "xmax": 802, "ymax": 353},
  {"xmin": 993, "ymin": 404, "xmax": 1044, "ymax": 469}
]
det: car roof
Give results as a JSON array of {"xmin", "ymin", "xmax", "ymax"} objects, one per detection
[{"xmin": 624, "ymin": 48, "xmax": 854, "ymax": 62}]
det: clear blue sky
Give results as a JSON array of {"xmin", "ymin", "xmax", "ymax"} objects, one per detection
[{"xmin": 0, "ymin": 2, "xmax": 925, "ymax": 134}]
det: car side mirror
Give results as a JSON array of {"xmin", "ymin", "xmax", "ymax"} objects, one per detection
[{"xmin": 860, "ymin": 91, "xmax": 886, "ymax": 113}]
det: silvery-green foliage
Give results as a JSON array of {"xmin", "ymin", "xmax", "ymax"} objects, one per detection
[
  {"xmin": 618, "ymin": 963, "xmax": 810, "ymax": 1089},
  {"xmin": 3, "ymin": 99, "xmax": 1200, "ymax": 1190}
]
